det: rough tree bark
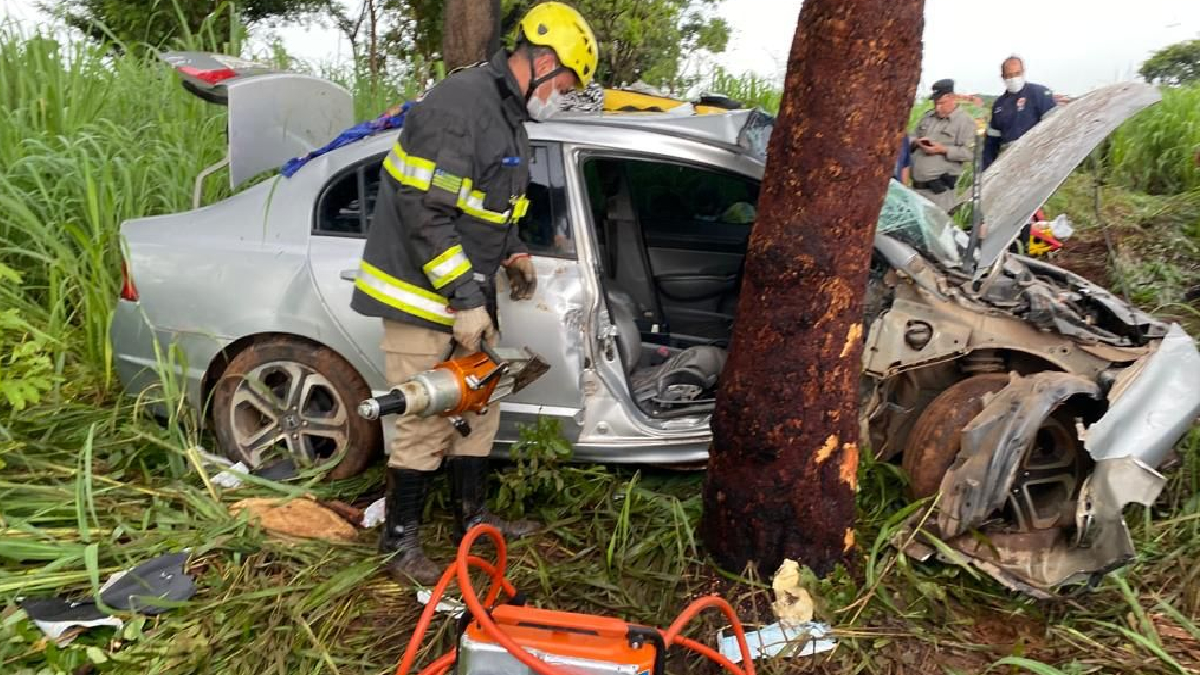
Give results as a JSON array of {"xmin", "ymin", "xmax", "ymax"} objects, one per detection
[
  {"xmin": 442, "ymin": 0, "xmax": 501, "ymax": 71},
  {"xmin": 700, "ymin": 0, "xmax": 925, "ymax": 577}
]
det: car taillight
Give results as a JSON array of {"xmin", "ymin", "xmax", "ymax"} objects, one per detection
[{"xmin": 120, "ymin": 258, "xmax": 139, "ymax": 302}]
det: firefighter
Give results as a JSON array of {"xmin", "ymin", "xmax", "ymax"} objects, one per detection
[
  {"xmin": 982, "ymin": 55, "xmax": 1057, "ymax": 171},
  {"xmin": 350, "ymin": 2, "xmax": 598, "ymax": 585}
]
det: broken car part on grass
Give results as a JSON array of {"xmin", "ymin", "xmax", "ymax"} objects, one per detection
[{"xmin": 19, "ymin": 552, "xmax": 196, "ymax": 642}]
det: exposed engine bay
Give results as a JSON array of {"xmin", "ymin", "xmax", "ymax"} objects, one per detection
[{"xmin": 861, "ymin": 184, "xmax": 1200, "ymax": 598}]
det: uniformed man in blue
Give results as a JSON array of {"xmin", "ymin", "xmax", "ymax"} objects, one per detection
[{"xmin": 982, "ymin": 56, "xmax": 1057, "ymax": 171}]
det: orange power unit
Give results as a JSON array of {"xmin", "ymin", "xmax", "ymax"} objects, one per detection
[{"xmin": 457, "ymin": 604, "xmax": 665, "ymax": 675}]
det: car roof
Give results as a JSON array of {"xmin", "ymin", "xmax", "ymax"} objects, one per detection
[
  {"xmin": 533, "ymin": 109, "xmax": 762, "ymax": 155},
  {"xmin": 310, "ymin": 109, "xmax": 768, "ymax": 180}
]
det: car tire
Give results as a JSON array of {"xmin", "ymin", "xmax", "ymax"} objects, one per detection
[
  {"xmin": 901, "ymin": 373, "xmax": 1012, "ymax": 499},
  {"xmin": 211, "ymin": 336, "xmax": 381, "ymax": 481}
]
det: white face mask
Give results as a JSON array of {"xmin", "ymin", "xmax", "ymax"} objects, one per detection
[
  {"xmin": 1004, "ymin": 76, "xmax": 1025, "ymax": 94},
  {"xmin": 527, "ymin": 88, "xmax": 564, "ymax": 120}
]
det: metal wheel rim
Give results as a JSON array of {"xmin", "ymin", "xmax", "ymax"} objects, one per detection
[
  {"xmin": 1006, "ymin": 415, "xmax": 1081, "ymax": 532},
  {"xmin": 228, "ymin": 360, "xmax": 350, "ymax": 469}
]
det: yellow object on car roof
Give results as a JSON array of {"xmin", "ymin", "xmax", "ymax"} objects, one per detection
[{"xmin": 603, "ymin": 88, "xmax": 741, "ymax": 115}]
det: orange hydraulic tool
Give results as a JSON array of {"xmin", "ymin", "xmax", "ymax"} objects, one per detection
[
  {"xmin": 395, "ymin": 524, "xmax": 756, "ymax": 675},
  {"xmin": 356, "ymin": 340, "xmax": 549, "ymax": 436}
]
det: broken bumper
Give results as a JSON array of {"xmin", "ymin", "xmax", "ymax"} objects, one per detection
[{"xmin": 903, "ymin": 324, "xmax": 1200, "ymax": 598}]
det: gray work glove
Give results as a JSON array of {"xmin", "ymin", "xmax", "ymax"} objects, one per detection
[
  {"xmin": 503, "ymin": 253, "xmax": 537, "ymax": 301},
  {"xmin": 452, "ymin": 306, "xmax": 494, "ymax": 352}
]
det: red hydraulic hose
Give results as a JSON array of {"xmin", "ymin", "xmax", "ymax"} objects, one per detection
[{"xmin": 397, "ymin": 524, "xmax": 757, "ymax": 675}]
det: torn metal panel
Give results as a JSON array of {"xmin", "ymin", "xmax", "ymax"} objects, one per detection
[
  {"xmin": 861, "ymin": 297, "xmax": 972, "ymax": 378},
  {"xmin": 937, "ymin": 372, "xmax": 1101, "ymax": 538},
  {"xmin": 1085, "ymin": 323, "xmax": 1200, "ymax": 467},
  {"xmin": 1075, "ymin": 457, "xmax": 1165, "ymax": 546},
  {"xmin": 964, "ymin": 254, "xmax": 1167, "ymax": 348},
  {"xmin": 976, "ymin": 82, "xmax": 1162, "ymax": 275},
  {"xmin": 912, "ymin": 457, "xmax": 1164, "ymax": 597},
  {"xmin": 1017, "ymin": 257, "xmax": 1167, "ymax": 343},
  {"xmin": 937, "ymin": 526, "xmax": 1134, "ymax": 600}
]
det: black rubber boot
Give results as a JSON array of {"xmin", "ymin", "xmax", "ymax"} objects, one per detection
[
  {"xmin": 378, "ymin": 468, "xmax": 442, "ymax": 586},
  {"xmin": 448, "ymin": 457, "xmax": 541, "ymax": 542}
]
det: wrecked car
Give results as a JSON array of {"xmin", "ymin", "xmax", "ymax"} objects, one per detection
[
  {"xmin": 109, "ymin": 58, "xmax": 1200, "ymax": 594},
  {"xmin": 864, "ymin": 83, "xmax": 1200, "ymax": 597}
]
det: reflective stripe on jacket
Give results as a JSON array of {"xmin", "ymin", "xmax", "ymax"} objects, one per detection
[{"xmin": 351, "ymin": 48, "xmax": 531, "ymax": 331}]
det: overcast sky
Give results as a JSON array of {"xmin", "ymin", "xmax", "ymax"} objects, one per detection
[{"xmin": 4, "ymin": 0, "xmax": 1198, "ymax": 96}]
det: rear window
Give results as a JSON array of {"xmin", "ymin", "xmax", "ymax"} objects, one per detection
[{"xmin": 314, "ymin": 158, "xmax": 382, "ymax": 238}]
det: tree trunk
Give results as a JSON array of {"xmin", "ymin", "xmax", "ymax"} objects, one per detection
[
  {"xmin": 442, "ymin": 0, "xmax": 501, "ymax": 71},
  {"xmin": 700, "ymin": 0, "xmax": 924, "ymax": 578},
  {"xmin": 367, "ymin": 0, "xmax": 379, "ymax": 82}
]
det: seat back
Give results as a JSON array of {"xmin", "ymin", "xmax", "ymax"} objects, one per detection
[
  {"xmin": 605, "ymin": 289, "xmax": 641, "ymax": 376},
  {"xmin": 604, "ymin": 179, "xmax": 661, "ymax": 329}
]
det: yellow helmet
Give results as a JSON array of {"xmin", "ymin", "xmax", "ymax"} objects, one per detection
[{"xmin": 517, "ymin": 2, "xmax": 599, "ymax": 88}]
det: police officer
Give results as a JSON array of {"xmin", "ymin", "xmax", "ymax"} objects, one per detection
[
  {"xmin": 350, "ymin": 2, "xmax": 599, "ymax": 585},
  {"xmin": 910, "ymin": 79, "xmax": 976, "ymax": 212},
  {"xmin": 982, "ymin": 56, "xmax": 1056, "ymax": 171}
]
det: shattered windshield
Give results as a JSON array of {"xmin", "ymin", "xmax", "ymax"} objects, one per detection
[{"xmin": 876, "ymin": 180, "xmax": 964, "ymax": 267}]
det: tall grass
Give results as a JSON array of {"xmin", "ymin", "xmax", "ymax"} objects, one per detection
[
  {"xmin": 1108, "ymin": 84, "xmax": 1200, "ymax": 195},
  {"xmin": 0, "ymin": 22, "xmax": 415, "ymax": 390},
  {"xmin": 0, "ymin": 24, "xmax": 227, "ymax": 387},
  {"xmin": 707, "ymin": 66, "xmax": 782, "ymax": 113}
]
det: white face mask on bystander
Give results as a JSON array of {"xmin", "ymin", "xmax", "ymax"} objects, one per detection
[{"xmin": 1004, "ymin": 76, "xmax": 1025, "ymax": 94}]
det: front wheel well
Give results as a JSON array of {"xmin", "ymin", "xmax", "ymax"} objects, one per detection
[{"xmin": 199, "ymin": 332, "xmax": 332, "ymax": 426}]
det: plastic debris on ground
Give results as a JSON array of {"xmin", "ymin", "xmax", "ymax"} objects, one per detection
[
  {"xmin": 361, "ymin": 497, "xmax": 386, "ymax": 528},
  {"xmin": 713, "ymin": 557, "xmax": 836, "ymax": 663},
  {"xmin": 196, "ymin": 448, "xmax": 296, "ymax": 489},
  {"xmin": 717, "ymin": 621, "xmax": 836, "ymax": 663},
  {"xmin": 212, "ymin": 461, "xmax": 249, "ymax": 488},
  {"xmin": 229, "ymin": 496, "xmax": 358, "ymax": 542},
  {"xmin": 416, "ymin": 589, "xmax": 466, "ymax": 618},
  {"xmin": 19, "ymin": 552, "xmax": 196, "ymax": 644}
]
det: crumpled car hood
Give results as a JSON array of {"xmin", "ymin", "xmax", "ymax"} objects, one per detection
[{"xmin": 976, "ymin": 82, "xmax": 1161, "ymax": 276}]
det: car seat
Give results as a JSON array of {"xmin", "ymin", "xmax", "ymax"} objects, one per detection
[{"xmin": 607, "ymin": 288, "xmax": 726, "ymax": 418}]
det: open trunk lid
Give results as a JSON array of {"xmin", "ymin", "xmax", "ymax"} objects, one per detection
[
  {"xmin": 160, "ymin": 52, "xmax": 354, "ymax": 190},
  {"xmin": 974, "ymin": 82, "xmax": 1161, "ymax": 277}
]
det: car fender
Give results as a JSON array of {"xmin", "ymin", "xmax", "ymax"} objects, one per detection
[{"xmin": 936, "ymin": 371, "xmax": 1102, "ymax": 538}]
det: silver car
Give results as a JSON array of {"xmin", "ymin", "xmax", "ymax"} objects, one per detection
[{"xmin": 114, "ymin": 57, "xmax": 1200, "ymax": 595}]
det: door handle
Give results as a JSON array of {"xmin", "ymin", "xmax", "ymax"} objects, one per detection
[{"xmin": 339, "ymin": 269, "xmax": 358, "ymax": 282}]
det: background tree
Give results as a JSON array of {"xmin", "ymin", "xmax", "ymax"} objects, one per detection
[
  {"xmin": 501, "ymin": 0, "xmax": 729, "ymax": 89},
  {"xmin": 47, "ymin": 0, "xmax": 328, "ymax": 49},
  {"xmin": 700, "ymin": 0, "xmax": 924, "ymax": 577},
  {"xmin": 1139, "ymin": 39, "xmax": 1200, "ymax": 86},
  {"xmin": 442, "ymin": 0, "xmax": 501, "ymax": 71}
]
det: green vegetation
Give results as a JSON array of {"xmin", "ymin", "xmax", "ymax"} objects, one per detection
[
  {"xmin": 1139, "ymin": 38, "xmax": 1200, "ymax": 87},
  {"xmin": 505, "ymin": 0, "xmax": 731, "ymax": 89},
  {"xmin": 1108, "ymin": 84, "xmax": 1200, "ymax": 195},
  {"xmin": 1, "ymin": 21, "xmax": 1199, "ymax": 675},
  {"xmin": 47, "ymin": 0, "xmax": 326, "ymax": 51},
  {"xmin": 708, "ymin": 66, "xmax": 781, "ymax": 113}
]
